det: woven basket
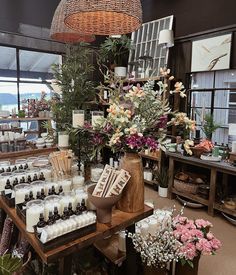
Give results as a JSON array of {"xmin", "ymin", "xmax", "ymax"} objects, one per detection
[
  {"xmin": 174, "ymin": 179, "xmax": 199, "ymax": 194},
  {"xmin": 50, "ymin": 0, "xmax": 95, "ymax": 43},
  {"xmin": 64, "ymin": 0, "xmax": 142, "ymax": 35}
]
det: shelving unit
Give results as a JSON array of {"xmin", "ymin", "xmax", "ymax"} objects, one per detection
[
  {"xmin": 0, "ymin": 117, "xmax": 51, "ymax": 122},
  {"xmin": 172, "ymin": 188, "xmax": 209, "ymax": 206}
]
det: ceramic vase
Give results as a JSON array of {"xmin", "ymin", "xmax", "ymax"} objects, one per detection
[{"xmin": 175, "ymin": 256, "xmax": 200, "ymax": 275}]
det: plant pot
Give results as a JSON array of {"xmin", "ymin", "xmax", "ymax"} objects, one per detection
[
  {"xmin": 117, "ymin": 152, "xmax": 144, "ymax": 213},
  {"xmin": 87, "ymin": 185, "xmax": 122, "ymax": 223},
  {"xmin": 114, "ymin": 66, "xmax": 127, "ymax": 78},
  {"xmin": 143, "ymin": 265, "xmax": 168, "ymax": 275},
  {"xmin": 175, "ymin": 255, "xmax": 200, "ymax": 275},
  {"xmin": 158, "ymin": 186, "xmax": 168, "ymax": 198}
]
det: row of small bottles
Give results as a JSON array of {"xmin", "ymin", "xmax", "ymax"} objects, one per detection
[
  {"xmin": 22, "ymin": 186, "xmax": 64, "ymax": 207},
  {"xmin": 37, "ymin": 201, "xmax": 87, "ymax": 233},
  {"xmin": 0, "ymin": 163, "xmax": 29, "ymax": 173},
  {"xmin": 143, "ymin": 160, "xmax": 158, "ymax": 182},
  {"xmin": 4, "ymin": 172, "xmax": 46, "ymax": 194}
]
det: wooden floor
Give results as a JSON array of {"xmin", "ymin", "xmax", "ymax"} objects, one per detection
[{"xmin": 145, "ymin": 186, "xmax": 236, "ymax": 275}]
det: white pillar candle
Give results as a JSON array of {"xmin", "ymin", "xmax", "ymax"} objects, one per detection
[
  {"xmin": 0, "ymin": 175, "xmax": 11, "ymax": 192},
  {"xmin": 118, "ymin": 231, "xmax": 126, "ymax": 252},
  {"xmin": 26, "ymin": 203, "xmax": 44, "ymax": 233},
  {"xmin": 72, "ymin": 110, "xmax": 84, "ymax": 127},
  {"xmin": 109, "ymin": 157, "xmax": 114, "ymax": 167},
  {"xmin": 148, "ymin": 218, "xmax": 158, "ymax": 236},
  {"xmin": 114, "ymin": 161, "xmax": 119, "ymax": 169},
  {"xmin": 91, "ymin": 167, "xmax": 103, "ymax": 182},
  {"xmin": 72, "ymin": 175, "xmax": 85, "ymax": 189},
  {"xmin": 15, "ymin": 185, "xmax": 31, "ymax": 205},
  {"xmin": 59, "ymin": 179, "xmax": 72, "ymax": 192},
  {"xmin": 58, "ymin": 132, "xmax": 69, "ymax": 148},
  {"xmin": 232, "ymin": 141, "xmax": 236, "ymax": 153}
]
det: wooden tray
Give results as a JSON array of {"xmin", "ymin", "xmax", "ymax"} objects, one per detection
[
  {"xmin": 1, "ymin": 192, "xmax": 15, "ymax": 207},
  {"xmin": 34, "ymin": 222, "xmax": 97, "ymax": 252},
  {"xmin": 16, "ymin": 203, "xmax": 26, "ymax": 224}
]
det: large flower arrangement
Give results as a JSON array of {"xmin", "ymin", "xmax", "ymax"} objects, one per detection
[
  {"xmin": 173, "ymin": 215, "xmax": 222, "ymax": 267},
  {"xmin": 93, "ymin": 68, "xmax": 187, "ymax": 153}
]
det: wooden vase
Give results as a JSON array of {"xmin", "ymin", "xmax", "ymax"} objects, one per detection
[
  {"xmin": 175, "ymin": 256, "xmax": 200, "ymax": 275},
  {"xmin": 117, "ymin": 152, "xmax": 144, "ymax": 213}
]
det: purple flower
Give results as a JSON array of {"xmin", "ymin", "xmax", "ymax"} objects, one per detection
[
  {"xmin": 144, "ymin": 137, "xmax": 158, "ymax": 150},
  {"xmin": 125, "ymin": 134, "xmax": 145, "ymax": 151},
  {"xmin": 157, "ymin": 115, "xmax": 168, "ymax": 129},
  {"xmin": 92, "ymin": 133, "xmax": 104, "ymax": 146},
  {"xmin": 84, "ymin": 121, "xmax": 92, "ymax": 129}
]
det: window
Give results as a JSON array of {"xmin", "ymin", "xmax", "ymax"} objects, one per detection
[
  {"xmin": 128, "ymin": 15, "xmax": 174, "ymax": 79},
  {"xmin": 188, "ymin": 70, "xmax": 236, "ymax": 145}
]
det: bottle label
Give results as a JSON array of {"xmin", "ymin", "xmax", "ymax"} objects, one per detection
[
  {"xmin": 37, "ymin": 227, "xmax": 44, "ymax": 234},
  {"xmin": 5, "ymin": 189, "xmax": 12, "ymax": 196}
]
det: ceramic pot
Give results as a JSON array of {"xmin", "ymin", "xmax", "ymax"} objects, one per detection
[
  {"xmin": 158, "ymin": 186, "xmax": 168, "ymax": 198},
  {"xmin": 175, "ymin": 255, "xmax": 200, "ymax": 275},
  {"xmin": 117, "ymin": 152, "xmax": 144, "ymax": 213},
  {"xmin": 87, "ymin": 185, "xmax": 122, "ymax": 223}
]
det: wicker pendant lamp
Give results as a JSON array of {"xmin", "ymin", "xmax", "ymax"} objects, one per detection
[
  {"xmin": 64, "ymin": 0, "xmax": 142, "ymax": 35},
  {"xmin": 50, "ymin": 0, "xmax": 95, "ymax": 43}
]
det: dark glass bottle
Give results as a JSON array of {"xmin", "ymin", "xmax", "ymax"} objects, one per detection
[
  {"xmin": 39, "ymin": 172, "xmax": 45, "ymax": 181},
  {"xmin": 53, "ymin": 206, "xmax": 61, "ymax": 221},
  {"xmin": 4, "ymin": 179, "xmax": 12, "ymax": 195},
  {"xmin": 20, "ymin": 178, "xmax": 23, "ymax": 184},
  {"xmin": 23, "ymin": 194, "xmax": 30, "ymax": 209},
  {"xmin": 51, "ymin": 186, "xmax": 56, "ymax": 195},
  {"xmin": 75, "ymin": 203, "xmax": 82, "ymax": 215},
  {"xmin": 58, "ymin": 185, "xmax": 63, "ymax": 194},
  {"xmin": 33, "ymin": 174, "xmax": 38, "ymax": 181},
  {"xmin": 80, "ymin": 199, "xmax": 87, "ymax": 212},
  {"xmin": 61, "ymin": 207, "xmax": 69, "ymax": 220},
  {"xmin": 0, "ymin": 168, "xmax": 4, "ymax": 173},
  {"xmin": 22, "ymin": 177, "xmax": 26, "ymax": 183},
  {"xmin": 36, "ymin": 191, "xmax": 41, "ymax": 200},
  {"xmin": 47, "ymin": 211, "xmax": 55, "ymax": 225},
  {"xmin": 48, "ymin": 188, "xmax": 53, "ymax": 196},
  {"xmin": 68, "ymin": 202, "xmax": 74, "ymax": 216},
  {"xmin": 13, "ymin": 178, "xmax": 18, "ymax": 187},
  {"xmin": 37, "ymin": 213, "xmax": 46, "ymax": 233},
  {"xmin": 29, "ymin": 191, "xmax": 34, "ymax": 201},
  {"xmin": 19, "ymin": 164, "xmax": 23, "ymax": 170},
  {"xmin": 6, "ymin": 167, "xmax": 11, "ymax": 172},
  {"xmin": 13, "ymin": 165, "xmax": 17, "ymax": 171},
  {"xmin": 24, "ymin": 163, "xmax": 28, "ymax": 170},
  {"xmin": 40, "ymin": 188, "xmax": 46, "ymax": 200},
  {"xmin": 27, "ymin": 175, "xmax": 32, "ymax": 183}
]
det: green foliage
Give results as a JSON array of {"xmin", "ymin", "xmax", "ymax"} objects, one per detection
[
  {"xmin": 201, "ymin": 113, "xmax": 221, "ymax": 140},
  {"xmin": 0, "ymin": 254, "xmax": 22, "ymax": 275},
  {"xmin": 51, "ymin": 43, "xmax": 96, "ymax": 132},
  {"xmin": 154, "ymin": 167, "xmax": 169, "ymax": 188},
  {"xmin": 98, "ymin": 35, "xmax": 132, "ymax": 66}
]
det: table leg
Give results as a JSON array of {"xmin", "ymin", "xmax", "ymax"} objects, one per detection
[
  {"xmin": 168, "ymin": 157, "xmax": 175, "ymax": 199},
  {"xmin": 58, "ymin": 255, "xmax": 72, "ymax": 275},
  {"xmin": 125, "ymin": 224, "xmax": 142, "ymax": 275},
  {"xmin": 208, "ymin": 168, "xmax": 217, "ymax": 216}
]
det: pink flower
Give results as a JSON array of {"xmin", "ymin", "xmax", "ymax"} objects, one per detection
[
  {"xmin": 206, "ymin": 232, "xmax": 214, "ymax": 240},
  {"xmin": 195, "ymin": 219, "xmax": 212, "ymax": 229},
  {"xmin": 210, "ymin": 238, "xmax": 222, "ymax": 250},
  {"xmin": 196, "ymin": 239, "xmax": 212, "ymax": 255},
  {"xmin": 180, "ymin": 243, "xmax": 197, "ymax": 260},
  {"xmin": 186, "ymin": 220, "xmax": 196, "ymax": 230},
  {"xmin": 190, "ymin": 229, "xmax": 204, "ymax": 239}
]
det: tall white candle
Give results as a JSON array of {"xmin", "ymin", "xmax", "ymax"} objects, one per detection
[
  {"xmin": 72, "ymin": 175, "xmax": 85, "ymax": 189},
  {"xmin": 91, "ymin": 111, "xmax": 103, "ymax": 127},
  {"xmin": 72, "ymin": 110, "xmax": 85, "ymax": 128},
  {"xmin": 26, "ymin": 202, "xmax": 44, "ymax": 233},
  {"xmin": 15, "ymin": 184, "xmax": 31, "ymax": 205},
  {"xmin": 58, "ymin": 132, "xmax": 69, "ymax": 148}
]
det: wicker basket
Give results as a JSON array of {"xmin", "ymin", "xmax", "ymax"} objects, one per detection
[{"xmin": 174, "ymin": 179, "xmax": 199, "ymax": 194}]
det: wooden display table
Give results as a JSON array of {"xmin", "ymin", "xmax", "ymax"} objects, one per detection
[
  {"xmin": 0, "ymin": 196, "xmax": 152, "ymax": 274},
  {"xmin": 166, "ymin": 151, "xmax": 236, "ymax": 216}
]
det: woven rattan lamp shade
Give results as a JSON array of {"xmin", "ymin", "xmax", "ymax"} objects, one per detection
[
  {"xmin": 50, "ymin": 0, "xmax": 95, "ymax": 43},
  {"xmin": 64, "ymin": 0, "xmax": 142, "ymax": 35}
]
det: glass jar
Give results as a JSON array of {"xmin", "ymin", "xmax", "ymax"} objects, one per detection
[
  {"xmin": 14, "ymin": 183, "xmax": 31, "ymax": 205},
  {"xmin": 91, "ymin": 111, "xmax": 104, "ymax": 128},
  {"xmin": 31, "ymin": 180, "xmax": 45, "ymax": 198},
  {"xmin": 39, "ymin": 166, "xmax": 52, "ymax": 181},
  {"xmin": 60, "ymin": 191, "xmax": 76, "ymax": 211},
  {"xmin": 26, "ymin": 199, "xmax": 44, "ymax": 233},
  {"xmin": 44, "ymin": 195, "xmax": 61, "ymax": 220},
  {"xmin": 72, "ymin": 110, "xmax": 85, "ymax": 128},
  {"xmin": 57, "ymin": 178, "xmax": 72, "ymax": 192},
  {"xmin": 45, "ymin": 181, "xmax": 59, "ymax": 195},
  {"xmin": 72, "ymin": 175, "xmax": 85, "ymax": 189},
  {"xmin": 91, "ymin": 164, "xmax": 104, "ymax": 183},
  {"xmin": 13, "ymin": 170, "xmax": 27, "ymax": 184},
  {"xmin": 15, "ymin": 159, "xmax": 27, "ymax": 169},
  {"xmin": 74, "ymin": 188, "xmax": 88, "ymax": 206},
  {"xmin": 58, "ymin": 131, "xmax": 69, "ymax": 148}
]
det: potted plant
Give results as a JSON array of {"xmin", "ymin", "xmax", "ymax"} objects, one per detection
[
  {"xmin": 98, "ymin": 35, "xmax": 132, "ymax": 77},
  {"xmin": 154, "ymin": 167, "xmax": 169, "ymax": 198},
  {"xmin": 201, "ymin": 113, "xmax": 221, "ymax": 140}
]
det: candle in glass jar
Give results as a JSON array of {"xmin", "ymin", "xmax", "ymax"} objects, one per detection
[
  {"xmin": 91, "ymin": 167, "xmax": 103, "ymax": 182},
  {"xmin": 26, "ymin": 200, "xmax": 44, "ymax": 233},
  {"xmin": 58, "ymin": 132, "xmax": 69, "ymax": 148},
  {"xmin": 72, "ymin": 110, "xmax": 84, "ymax": 128},
  {"xmin": 44, "ymin": 196, "xmax": 61, "ymax": 220},
  {"xmin": 60, "ymin": 191, "xmax": 76, "ymax": 211},
  {"xmin": 59, "ymin": 179, "xmax": 72, "ymax": 192},
  {"xmin": 0, "ymin": 173, "xmax": 12, "ymax": 191},
  {"xmin": 75, "ymin": 190, "xmax": 88, "ymax": 206},
  {"xmin": 91, "ymin": 111, "xmax": 103, "ymax": 127},
  {"xmin": 40, "ymin": 167, "xmax": 52, "ymax": 180},
  {"xmin": 15, "ymin": 184, "xmax": 31, "ymax": 205},
  {"xmin": 72, "ymin": 175, "xmax": 84, "ymax": 189}
]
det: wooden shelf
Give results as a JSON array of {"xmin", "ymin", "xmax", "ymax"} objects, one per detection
[
  {"xmin": 144, "ymin": 179, "xmax": 158, "ymax": 185},
  {"xmin": 139, "ymin": 152, "xmax": 160, "ymax": 161},
  {"xmin": 214, "ymin": 202, "xmax": 236, "ymax": 217},
  {"xmin": 0, "ymin": 146, "xmax": 57, "ymax": 160},
  {"xmin": 0, "ymin": 117, "xmax": 51, "ymax": 122},
  {"xmin": 172, "ymin": 188, "xmax": 209, "ymax": 206},
  {"xmin": 94, "ymin": 234, "xmax": 126, "ymax": 266}
]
